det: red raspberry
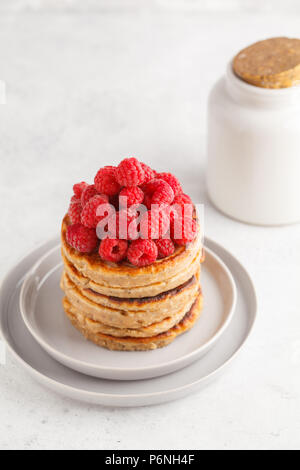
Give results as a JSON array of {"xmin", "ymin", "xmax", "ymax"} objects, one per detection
[
  {"xmin": 119, "ymin": 186, "xmax": 144, "ymax": 208},
  {"xmin": 116, "ymin": 158, "xmax": 145, "ymax": 187},
  {"xmin": 70, "ymin": 194, "xmax": 81, "ymax": 204},
  {"xmin": 81, "ymin": 194, "xmax": 110, "ymax": 228},
  {"xmin": 171, "ymin": 193, "xmax": 194, "ymax": 217},
  {"xmin": 127, "ymin": 239, "xmax": 158, "ymax": 267},
  {"xmin": 140, "ymin": 208, "xmax": 170, "ymax": 240},
  {"xmin": 143, "ymin": 179, "xmax": 174, "ymax": 207},
  {"xmin": 73, "ymin": 182, "xmax": 88, "ymax": 198},
  {"xmin": 108, "ymin": 209, "xmax": 138, "ymax": 240},
  {"xmin": 143, "ymin": 179, "xmax": 159, "ymax": 198},
  {"xmin": 94, "ymin": 166, "xmax": 121, "ymax": 196},
  {"xmin": 68, "ymin": 200, "xmax": 82, "ymax": 224},
  {"xmin": 66, "ymin": 224, "xmax": 98, "ymax": 253},
  {"xmin": 157, "ymin": 172, "xmax": 182, "ymax": 197},
  {"xmin": 173, "ymin": 192, "xmax": 192, "ymax": 207},
  {"xmin": 174, "ymin": 218, "xmax": 198, "ymax": 246},
  {"xmin": 143, "ymin": 193, "xmax": 152, "ymax": 210},
  {"xmin": 81, "ymin": 184, "xmax": 98, "ymax": 207},
  {"xmin": 95, "ymin": 204, "xmax": 116, "ymax": 240},
  {"xmin": 99, "ymin": 238, "xmax": 128, "ymax": 263},
  {"xmin": 155, "ymin": 238, "xmax": 175, "ymax": 259},
  {"xmin": 152, "ymin": 180, "xmax": 174, "ymax": 206},
  {"xmin": 141, "ymin": 163, "xmax": 156, "ymax": 184},
  {"xmin": 109, "ymin": 194, "xmax": 120, "ymax": 211}
]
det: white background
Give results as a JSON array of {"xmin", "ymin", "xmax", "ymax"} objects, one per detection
[{"xmin": 0, "ymin": 0, "xmax": 300, "ymax": 450}]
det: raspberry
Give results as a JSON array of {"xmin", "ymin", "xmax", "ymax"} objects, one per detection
[
  {"xmin": 155, "ymin": 238, "xmax": 175, "ymax": 259},
  {"xmin": 143, "ymin": 179, "xmax": 174, "ymax": 207},
  {"xmin": 73, "ymin": 182, "xmax": 88, "ymax": 198},
  {"xmin": 173, "ymin": 192, "xmax": 192, "ymax": 206},
  {"xmin": 108, "ymin": 209, "xmax": 138, "ymax": 240},
  {"xmin": 99, "ymin": 238, "xmax": 128, "ymax": 263},
  {"xmin": 174, "ymin": 218, "xmax": 198, "ymax": 246},
  {"xmin": 71, "ymin": 195, "xmax": 80, "ymax": 204},
  {"xmin": 116, "ymin": 158, "xmax": 145, "ymax": 187},
  {"xmin": 108, "ymin": 194, "xmax": 118, "ymax": 209},
  {"xmin": 94, "ymin": 166, "xmax": 121, "ymax": 196},
  {"xmin": 140, "ymin": 208, "xmax": 170, "ymax": 240},
  {"xmin": 66, "ymin": 224, "xmax": 98, "ymax": 253},
  {"xmin": 141, "ymin": 163, "xmax": 156, "ymax": 184},
  {"xmin": 127, "ymin": 239, "xmax": 158, "ymax": 267},
  {"xmin": 81, "ymin": 194, "xmax": 110, "ymax": 228},
  {"xmin": 119, "ymin": 186, "xmax": 144, "ymax": 208},
  {"xmin": 95, "ymin": 204, "xmax": 116, "ymax": 240},
  {"xmin": 157, "ymin": 172, "xmax": 182, "ymax": 197},
  {"xmin": 143, "ymin": 193, "xmax": 152, "ymax": 210},
  {"xmin": 80, "ymin": 185, "xmax": 96, "ymax": 207},
  {"xmin": 152, "ymin": 180, "xmax": 174, "ymax": 206},
  {"xmin": 68, "ymin": 200, "xmax": 82, "ymax": 224},
  {"xmin": 172, "ymin": 193, "xmax": 193, "ymax": 219}
]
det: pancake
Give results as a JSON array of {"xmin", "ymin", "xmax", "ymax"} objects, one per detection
[
  {"xmin": 62, "ymin": 294, "xmax": 198, "ymax": 338},
  {"xmin": 61, "ymin": 214, "xmax": 202, "ymax": 291},
  {"xmin": 63, "ymin": 293, "xmax": 203, "ymax": 351},
  {"xmin": 62, "ymin": 247, "xmax": 202, "ymax": 299},
  {"xmin": 61, "ymin": 270, "xmax": 201, "ymax": 328}
]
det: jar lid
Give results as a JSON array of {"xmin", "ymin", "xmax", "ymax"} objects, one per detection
[{"xmin": 233, "ymin": 37, "xmax": 300, "ymax": 89}]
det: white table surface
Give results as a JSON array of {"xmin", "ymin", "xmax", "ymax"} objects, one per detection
[{"xmin": 0, "ymin": 3, "xmax": 300, "ymax": 451}]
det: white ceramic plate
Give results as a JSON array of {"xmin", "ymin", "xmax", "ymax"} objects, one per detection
[
  {"xmin": 19, "ymin": 245, "xmax": 236, "ymax": 381},
  {"xmin": 0, "ymin": 237, "xmax": 257, "ymax": 407}
]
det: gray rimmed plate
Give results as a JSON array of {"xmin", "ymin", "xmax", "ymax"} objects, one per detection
[
  {"xmin": 0, "ymin": 237, "xmax": 257, "ymax": 407},
  {"xmin": 19, "ymin": 245, "xmax": 237, "ymax": 381}
]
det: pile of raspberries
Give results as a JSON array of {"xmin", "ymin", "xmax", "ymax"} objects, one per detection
[{"xmin": 66, "ymin": 158, "xmax": 197, "ymax": 267}]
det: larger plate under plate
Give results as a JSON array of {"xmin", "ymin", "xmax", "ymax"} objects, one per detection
[
  {"xmin": 0, "ymin": 237, "xmax": 257, "ymax": 407},
  {"xmin": 19, "ymin": 245, "xmax": 236, "ymax": 380}
]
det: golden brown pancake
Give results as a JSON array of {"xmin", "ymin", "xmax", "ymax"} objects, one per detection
[
  {"xmin": 63, "ymin": 293, "xmax": 203, "ymax": 351},
  {"xmin": 61, "ymin": 214, "xmax": 202, "ymax": 292},
  {"xmin": 61, "ymin": 270, "xmax": 201, "ymax": 328},
  {"xmin": 62, "ymin": 248, "xmax": 202, "ymax": 299},
  {"xmin": 62, "ymin": 296, "xmax": 198, "ymax": 338}
]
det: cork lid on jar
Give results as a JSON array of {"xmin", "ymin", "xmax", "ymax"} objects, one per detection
[{"xmin": 233, "ymin": 37, "xmax": 300, "ymax": 89}]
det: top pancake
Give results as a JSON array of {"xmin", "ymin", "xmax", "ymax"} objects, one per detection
[{"xmin": 61, "ymin": 214, "xmax": 202, "ymax": 291}]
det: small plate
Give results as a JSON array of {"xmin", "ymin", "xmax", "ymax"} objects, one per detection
[
  {"xmin": 19, "ymin": 245, "xmax": 236, "ymax": 380},
  {"xmin": 0, "ymin": 237, "xmax": 257, "ymax": 407}
]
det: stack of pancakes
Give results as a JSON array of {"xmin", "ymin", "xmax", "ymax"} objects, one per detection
[{"xmin": 61, "ymin": 215, "xmax": 204, "ymax": 351}]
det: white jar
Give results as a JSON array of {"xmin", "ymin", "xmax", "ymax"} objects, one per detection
[{"xmin": 207, "ymin": 64, "xmax": 300, "ymax": 225}]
